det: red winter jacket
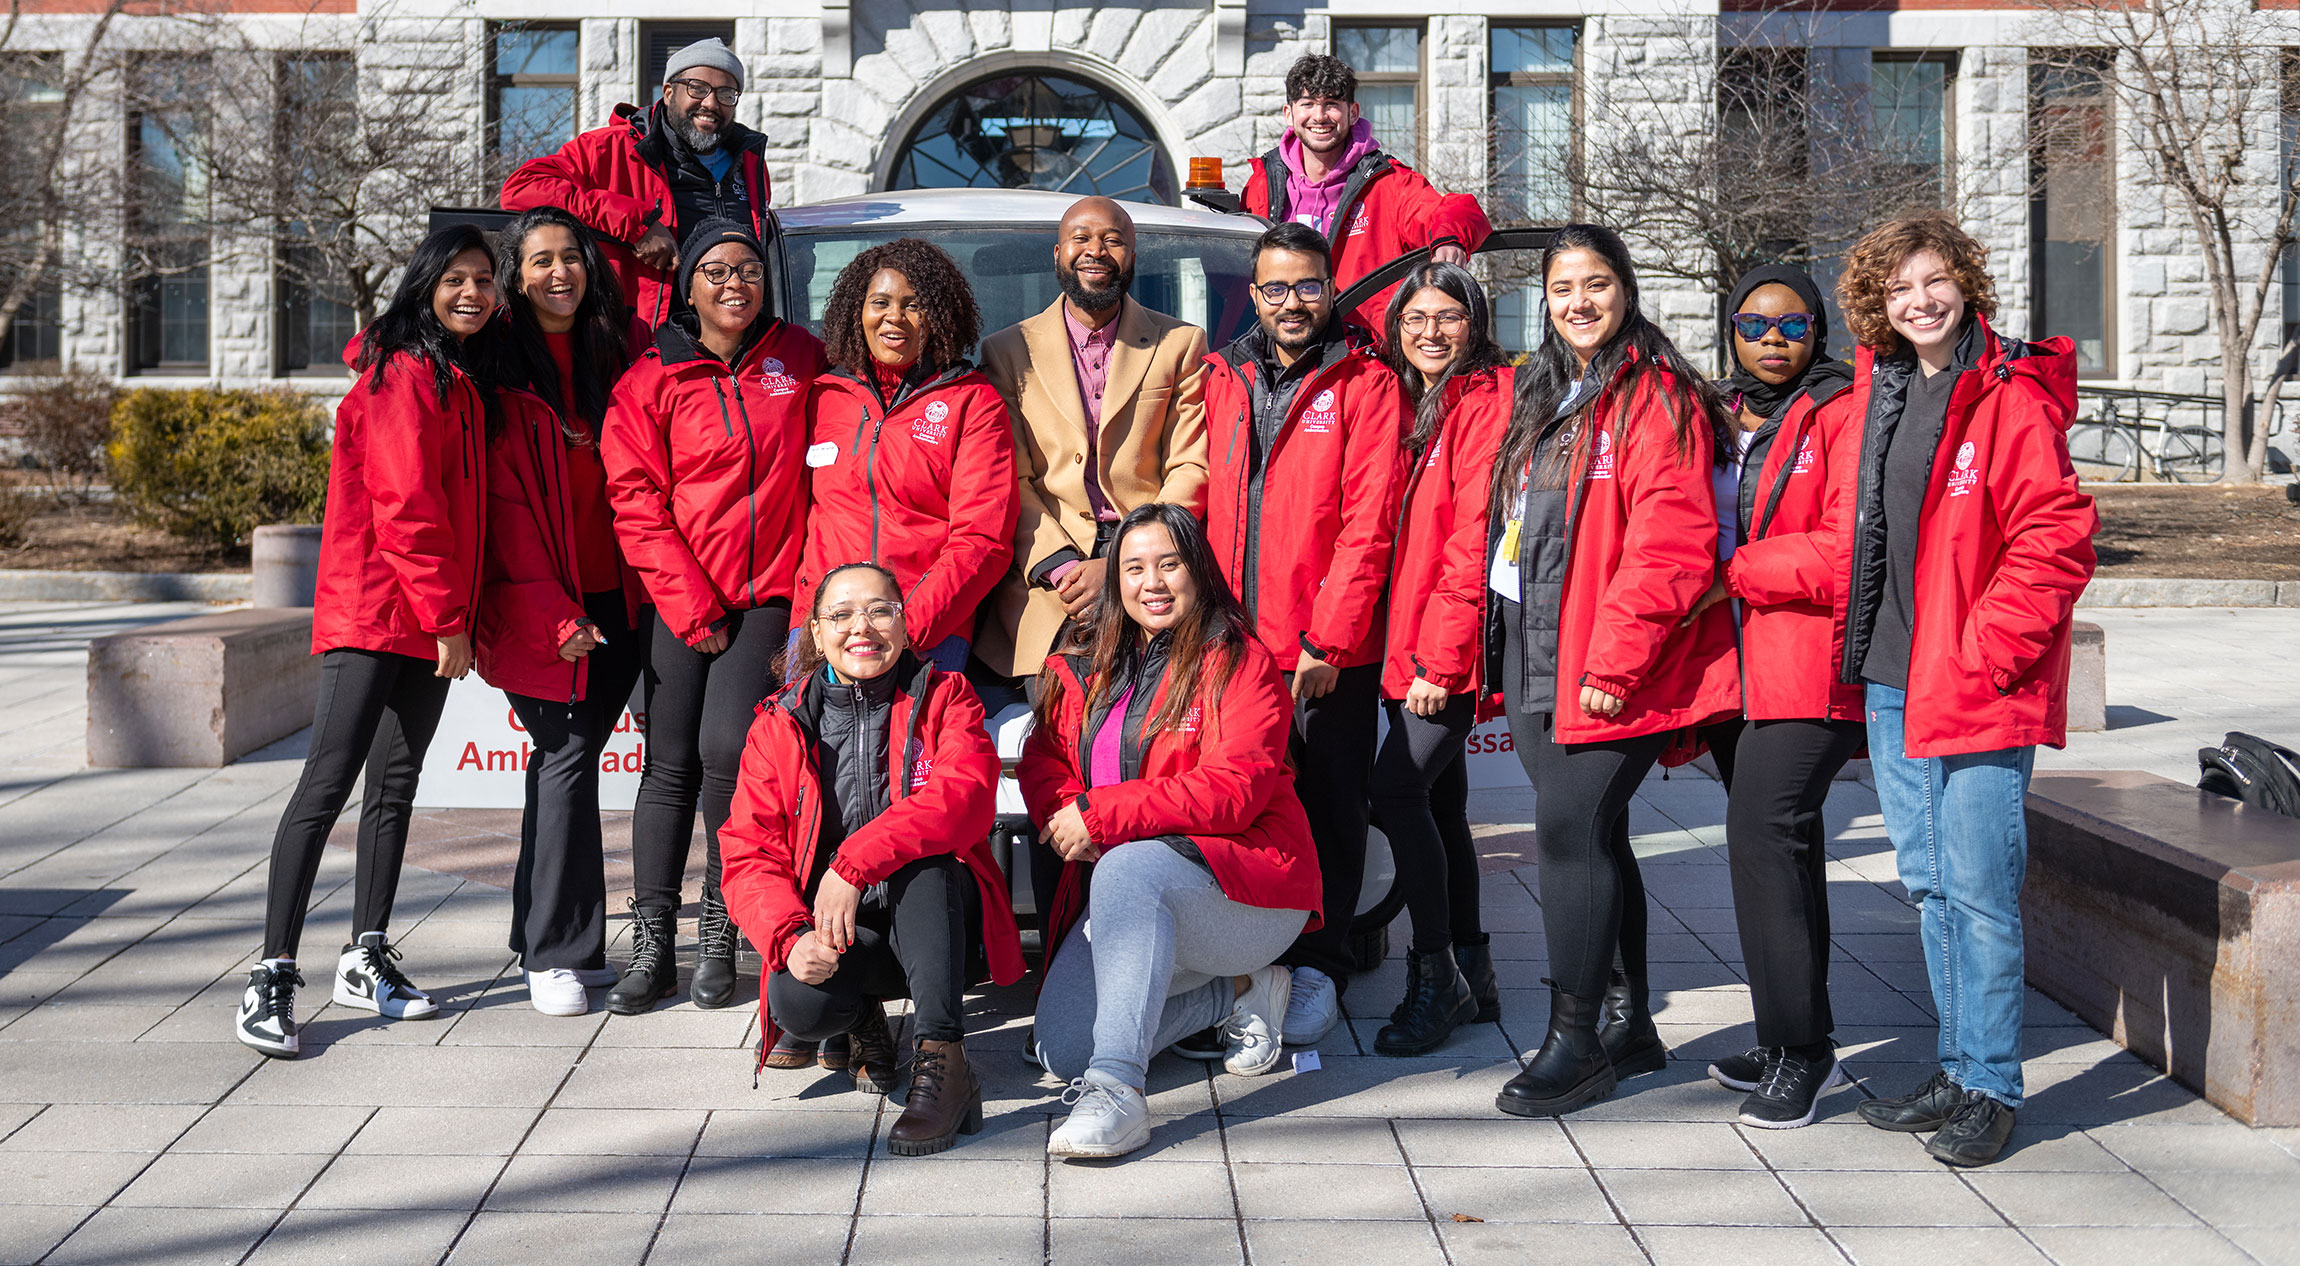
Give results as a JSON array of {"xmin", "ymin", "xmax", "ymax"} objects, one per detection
[
  {"xmin": 474, "ymin": 387, "xmax": 646, "ymax": 702},
  {"xmin": 719, "ymin": 661, "xmax": 1024, "ymax": 1046},
  {"xmin": 1839, "ymin": 317, "xmax": 2098, "ymax": 757},
  {"xmin": 1383, "ymin": 366, "xmax": 1512, "ymax": 701},
  {"xmin": 1241, "ymin": 149, "xmax": 1492, "ymax": 337},
  {"xmin": 601, "ymin": 319, "xmax": 826, "ymax": 647},
  {"xmin": 1202, "ymin": 331, "xmax": 1410, "ymax": 670},
  {"xmin": 1020, "ymin": 635, "xmax": 1321, "ymax": 959},
  {"xmin": 1502, "ymin": 357, "xmax": 1741, "ymax": 742},
  {"xmin": 1723, "ymin": 386, "xmax": 1865, "ymax": 722},
  {"xmin": 312, "ymin": 344, "xmax": 486, "ymax": 661},
  {"xmin": 500, "ymin": 102, "xmax": 775, "ymax": 328},
  {"xmin": 796, "ymin": 368, "xmax": 1019, "ymax": 651}
]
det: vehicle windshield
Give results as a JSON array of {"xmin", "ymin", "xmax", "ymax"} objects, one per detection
[{"xmin": 781, "ymin": 225, "xmax": 1260, "ymax": 353}]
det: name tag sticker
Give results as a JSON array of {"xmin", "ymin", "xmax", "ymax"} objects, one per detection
[
  {"xmin": 806, "ymin": 442, "xmax": 838, "ymax": 467},
  {"xmin": 1292, "ymin": 1049, "xmax": 1322, "ymax": 1074}
]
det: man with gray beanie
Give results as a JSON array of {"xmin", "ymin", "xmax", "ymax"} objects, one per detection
[{"xmin": 503, "ymin": 37, "xmax": 775, "ymax": 328}]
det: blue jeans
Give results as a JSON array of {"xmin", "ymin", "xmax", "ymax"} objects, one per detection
[{"xmin": 1864, "ymin": 683, "xmax": 2034, "ymax": 1108}]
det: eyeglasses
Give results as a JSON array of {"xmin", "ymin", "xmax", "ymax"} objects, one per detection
[
  {"xmin": 668, "ymin": 78, "xmax": 742, "ymax": 107},
  {"xmin": 814, "ymin": 602, "xmax": 904, "ymax": 630},
  {"xmin": 1254, "ymin": 278, "xmax": 1330, "ymax": 304},
  {"xmin": 1731, "ymin": 312, "xmax": 1815, "ymax": 342},
  {"xmin": 697, "ymin": 261, "xmax": 766, "ymax": 286},
  {"xmin": 1400, "ymin": 311, "xmax": 1470, "ymax": 335}
]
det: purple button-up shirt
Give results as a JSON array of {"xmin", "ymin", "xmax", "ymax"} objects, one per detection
[{"xmin": 1064, "ymin": 300, "xmax": 1122, "ymax": 524}]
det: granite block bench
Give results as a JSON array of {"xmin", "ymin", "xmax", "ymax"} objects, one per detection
[
  {"xmin": 87, "ymin": 609, "xmax": 319, "ymax": 767},
  {"xmin": 2024, "ymin": 769, "xmax": 2300, "ymax": 1125}
]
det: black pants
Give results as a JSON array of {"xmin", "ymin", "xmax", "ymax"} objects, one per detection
[
  {"xmin": 1711, "ymin": 716, "xmax": 1863, "ymax": 1047},
  {"xmin": 1370, "ymin": 696, "xmax": 1481, "ymax": 955},
  {"xmin": 505, "ymin": 592, "xmax": 646, "ymax": 971},
  {"xmin": 261, "ymin": 648, "xmax": 453, "ymax": 960},
  {"xmin": 631, "ymin": 602, "xmax": 789, "ymax": 912},
  {"xmin": 1279, "ymin": 662, "xmax": 1380, "ymax": 981},
  {"xmin": 1501, "ymin": 602, "xmax": 1666, "ymax": 1000},
  {"xmin": 766, "ymin": 856, "xmax": 978, "ymax": 1044}
]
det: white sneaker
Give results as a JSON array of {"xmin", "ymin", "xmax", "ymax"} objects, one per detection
[
  {"xmin": 527, "ymin": 968, "xmax": 590, "ymax": 1017},
  {"xmin": 333, "ymin": 933, "xmax": 438, "ymax": 1020},
  {"xmin": 1048, "ymin": 1069, "xmax": 1152, "ymax": 1159},
  {"xmin": 1223, "ymin": 965, "xmax": 1292, "ymax": 1076},
  {"xmin": 572, "ymin": 967, "xmax": 618, "ymax": 988},
  {"xmin": 1281, "ymin": 966, "xmax": 1339, "ymax": 1047},
  {"xmin": 235, "ymin": 960, "xmax": 302, "ymax": 1059}
]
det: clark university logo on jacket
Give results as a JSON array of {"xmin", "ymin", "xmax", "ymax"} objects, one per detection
[
  {"xmin": 1948, "ymin": 440, "xmax": 1981, "ymax": 498},
  {"xmin": 1792, "ymin": 431, "xmax": 1817, "ymax": 475},
  {"xmin": 914, "ymin": 400, "xmax": 952, "ymax": 446},
  {"xmin": 1302, "ymin": 388, "xmax": 1341, "ymax": 435},
  {"xmin": 905, "ymin": 738, "xmax": 934, "ymax": 791},
  {"xmin": 758, "ymin": 357, "xmax": 800, "ymax": 397},
  {"xmin": 1589, "ymin": 427, "xmax": 1617, "ymax": 480}
]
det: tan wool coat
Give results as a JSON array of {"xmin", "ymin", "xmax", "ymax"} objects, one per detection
[{"xmin": 975, "ymin": 296, "xmax": 1210, "ymax": 676}]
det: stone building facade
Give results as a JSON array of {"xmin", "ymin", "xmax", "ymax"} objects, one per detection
[{"xmin": 1, "ymin": 0, "xmax": 2291, "ymax": 413}]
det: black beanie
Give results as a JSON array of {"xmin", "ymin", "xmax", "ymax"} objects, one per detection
[{"xmin": 676, "ymin": 218, "xmax": 765, "ymax": 300}]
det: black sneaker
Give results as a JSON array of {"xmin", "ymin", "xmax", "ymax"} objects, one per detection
[
  {"xmin": 1856, "ymin": 1069, "xmax": 1965, "ymax": 1132},
  {"xmin": 1170, "ymin": 1025, "xmax": 1227, "ymax": 1062},
  {"xmin": 1738, "ymin": 1045, "xmax": 1848, "ymax": 1129},
  {"xmin": 1926, "ymin": 1091, "xmax": 2016, "ymax": 1167},
  {"xmin": 235, "ymin": 961, "xmax": 304, "ymax": 1059},
  {"xmin": 1708, "ymin": 1046, "xmax": 1770, "ymax": 1092}
]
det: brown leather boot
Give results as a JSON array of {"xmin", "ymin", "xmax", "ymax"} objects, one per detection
[
  {"xmin": 887, "ymin": 1039, "xmax": 984, "ymax": 1157},
  {"xmin": 848, "ymin": 1002, "xmax": 900, "ymax": 1095}
]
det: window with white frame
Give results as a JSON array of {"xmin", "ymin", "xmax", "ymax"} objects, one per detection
[{"xmin": 1337, "ymin": 24, "xmax": 1424, "ymax": 171}]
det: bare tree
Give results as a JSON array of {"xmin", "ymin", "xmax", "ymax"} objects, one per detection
[
  {"xmin": 0, "ymin": 0, "xmax": 128, "ymax": 363},
  {"xmin": 2034, "ymin": 0, "xmax": 2299, "ymax": 483}
]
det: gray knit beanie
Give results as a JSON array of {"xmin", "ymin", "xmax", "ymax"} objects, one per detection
[{"xmin": 663, "ymin": 38, "xmax": 744, "ymax": 91}]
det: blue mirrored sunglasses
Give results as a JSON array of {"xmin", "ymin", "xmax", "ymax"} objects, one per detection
[{"xmin": 1732, "ymin": 312, "xmax": 1815, "ymax": 342}]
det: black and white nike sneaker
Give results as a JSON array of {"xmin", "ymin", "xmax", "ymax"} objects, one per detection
[
  {"xmin": 333, "ymin": 932, "xmax": 438, "ymax": 1020},
  {"xmin": 236, "ymin": 960, "xmax": 304, "ymax": 1059}
]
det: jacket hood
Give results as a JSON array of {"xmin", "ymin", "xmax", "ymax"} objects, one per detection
[
  {"xmin": 1852, "ymin": 313, "xmax": 2079, "ymax": 433},
  {"xmin": 619, "ymin": 100, "xmax": 767, "ymax": 168},
  {"xmin": 820, "ymin": 359, "xmax": 980, "ymax": 408},
  {"xmin": 653, "ymin": 310, "xmax": 785, "ymax": 370}
]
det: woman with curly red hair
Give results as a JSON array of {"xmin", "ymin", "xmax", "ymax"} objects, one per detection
[
  {"xmin": 1831, "ymin": 212, "xmax": 2095, "ymax": 1167},
  {"xmin": 768, "ymin": 238, "xmax": 1017, "ymax": 1069}
]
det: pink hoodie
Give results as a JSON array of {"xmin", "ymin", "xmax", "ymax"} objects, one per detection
[{"xmin": 1279, "ymin": 117, "xmax": 1381, "ymax": 235}]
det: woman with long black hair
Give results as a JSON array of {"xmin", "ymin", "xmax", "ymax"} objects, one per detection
[
  {"xmin": 1367, "ymin": 261, "xmax": 1512, "ymax": 1055},
  {"xmin": 476, "ymin": 207, "xmax": 649, "ymax": 1017},
  {"xmin": 602, "ymin": 219, "xmax": 827, "ymax": 1014},
  {"xmin": 1679, "ymin": 265, "xmax": 1866, "ymax": 1127},
  {"xmin": 235, "ymin": 225, "xmax": 496, "ymax": 1059},
  {"xmin": 1486, "ymin": 224, "xmax": 1740, "ymax": 1117}
]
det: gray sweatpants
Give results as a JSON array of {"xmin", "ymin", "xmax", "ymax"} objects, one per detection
[{"xmin": 1034, "ymin": 840, "xmax": 1308, "ymax": 1089}]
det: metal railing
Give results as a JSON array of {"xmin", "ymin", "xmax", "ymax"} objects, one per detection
[{"xmin": 2067, "ymin": 386, "xmax": 2227, "ymax": 483}]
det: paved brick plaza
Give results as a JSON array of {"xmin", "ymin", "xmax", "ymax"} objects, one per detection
[{"xmin": 2, "ymin": 600, "xmax": 2296, "ymax": 1266}]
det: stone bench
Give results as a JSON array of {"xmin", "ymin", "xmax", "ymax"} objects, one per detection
[
  {"xmin": 2067, "ymin": 621, "xmax": 2105, "ymax": 732},
  {"xmin": 2023, "ymin": 769, "xmax": 2300, "ymax": 1125},
  {"xmin": 88, "ymin": 609, "xmax": 319, "ymax": 768}
]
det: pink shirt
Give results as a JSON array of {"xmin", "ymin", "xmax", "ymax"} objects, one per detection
[{"xmin": 1063, "ymin": 300, "xmax": 1121, "ymax": 524}]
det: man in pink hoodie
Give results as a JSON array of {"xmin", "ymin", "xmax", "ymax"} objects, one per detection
[{"xmin": 1240, "ymin": 54, "xmax": 1492, "ymax": 336}]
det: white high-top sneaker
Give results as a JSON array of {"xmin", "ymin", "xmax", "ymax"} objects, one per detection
[
  {"xmin": 235, "ymin": 960, "xmax": 303, "ymax": 1059},
  {"xmin": 1047, "ymin": 1069, "xmax": 1152, "ymax": 1159},
  {"xmin": 333, "ymin": 932, "xmax": 438, "ymax": 1020}
]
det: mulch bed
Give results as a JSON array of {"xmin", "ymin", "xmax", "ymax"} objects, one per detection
[
  {"xmin": 0, "ymin": 489, "xmax": 240, "ymax": 573},
  {"xmin": 2088, "ymin": 484, "xmax": 2300, "ymax": 581}
]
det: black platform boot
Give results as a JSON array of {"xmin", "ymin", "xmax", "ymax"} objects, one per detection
[
  {"xmin": 690, "ymin": 886, "xmax": 739, "ymax": 1010},
  {"xmin": 1375, "ymin": 947, "xmax": 1478, "ymax": 1056},
  {"xmin": 606, "ymin": 901, "xmax": 678, "ymax": 1015},
  {"xmin": 1495, "ymin": 981, "xmax": 1617, "ymax": 1117},
  {"xmin": 1597, "ymin": 968, "xmax": 1668, "ymax": 1077},
  {"xmin": 1453, "ymin": 935, "xmax": 1500, "ymax": 1024}
]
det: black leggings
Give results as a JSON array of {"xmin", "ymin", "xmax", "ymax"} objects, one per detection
[
  {"xmin": 1370, "ymin": 696, "xmax": 1482, "ymax": 955},
  {"xmin": 766, "ymin": 855, "xmax": 979, "ymax": 1044},
  {"xmin": 1501, "ymin": 604, "xmax": 1665, "ymax": 1000},
  {"xmin": 631, "ymin": 602, "xmax": 789, "ymax": 912},
  {"xmin": 1711, "ymin": 716, "xmax": 1863, "ymax": 1047},
  {"xmin": 1280, "ymin": 662, "xmax": 1381, "ymax": 980},
  {"xmin": 261, "ymin": 648, "xmax": 452, "ymax": 961},
  {"xmin": 505, "ymin": 592, "xmax": 646, "ymax": 971}
]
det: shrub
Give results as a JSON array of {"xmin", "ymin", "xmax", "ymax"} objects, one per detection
[
  {"xmin": 17, "ymin": 368, "xmax": 117, "ymax": 505},
  {"xmin": 108, "ymin": 387, "xmax": 330, "ymax": 551},
  {"xmin": 0, "ymin": 482, "xmax": 31, "ymax": 550}
]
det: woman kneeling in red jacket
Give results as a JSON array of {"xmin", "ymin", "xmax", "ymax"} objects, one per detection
[
  {"xmin": 1020, "ymin": 504, "xmax": 1321, "ymax": 1161},
  {"xmin": 1832, "ymin": 214, "xmax": 2095, "ymax": 1167},
  {"xmin": 719, "ymin": 562, "xmax": 1023, "ymax": 1156}
]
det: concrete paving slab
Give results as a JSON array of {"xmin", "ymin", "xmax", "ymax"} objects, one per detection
[
  {"xmin": 241, "ymin": 1207, "xmax": 470, "ymax": 1266},
  {"xmin": 1781, "ymin": 1168, "xmax": 2006, "ymax": 1228},
  {"xmin": 296, "ymin": 1152, "xmax": 506, "ymax": 1212},
  {"xmin": 1410, "ymin": 1162, "xmax": 1615, "ymax": 1223},
  {"xmin": 1229, "ymin": 1160, "xmax": 1426, "ymax": 1221},
  {"xmin": 647, "ymin": 1212, "xmax": 852, "ymax": 1261},
  {"xmin": 669, "ymin": 1153, "xmax": 863, "ymax": 1215},
  {"xmin": 43, "ymin": 1204, "xmax": 279, "ymax": 1266},
  {"xmin": 1961, "ymin": 1169, "xmax": 2202, "ymax": 1227},
  {"xmin": 1047, "ymin": 1215, "xmax": 1245, "ymax": 1265},
  {"xmin": 0, "ymin": 1203, "xmax": 96, "ymax": 1266},
  {"xmin": 1636, "ymin": 1225, "xmax": 1853, "ymax": 1266},
  {"xmin": 1827, "ymin": 1227, "xmax": 2054, "ymax": 1266},
  {"xmin": 1048, "ymin": 1157, "xmax": 1232, "ymax": 1217},
  {"xmin": 0, "ymin": 1102, "xmax": 206, "ymax": 1153},
  {"xmin": 443, "ymin": 1211, "xmax": 658, "ymax": 1266},
  {"xmin": 845, "ymin": 1213, "xmax": 1043, "ymax": 1263},
  {"xmin": 1242, "ymin": 1218, "xmax": 1448, "ymax": 1266},
  {"xmin": 1596, "ymin": 1166, "xmax": 1807, "ymax": 1226},
  {"xmin": 1439, "ymin": 1220, "xmax": 1646, "ymax": 1266}
]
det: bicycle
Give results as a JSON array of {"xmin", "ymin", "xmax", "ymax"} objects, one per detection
[{"xmin": 2065, "ymin": 392, "xmax": 2224, "ymax": 483}]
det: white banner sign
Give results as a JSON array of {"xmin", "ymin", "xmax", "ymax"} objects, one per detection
[{"xmin": 413, "ymin": 677, "xmax": 647, "ymax": 809}]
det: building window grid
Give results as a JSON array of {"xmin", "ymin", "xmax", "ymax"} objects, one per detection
[
  {"xmin": 127, "ymin": 55, "xmax": 210, "ymax": 374},
  {"xmin": 487, "ymin": 23, "xmax": 581, "ymax": 192},
  {"xmin": 1870, "ymin": 52, "xmax": 1957, "ymax": 213},
  {"xmin": 1489, "ymin": 24, "xmax": 1579, "ymax": 352},
  {"xmin": 641, "ymin": 22, "xmax": 738, "ymax": 99},
  {"xmin": 1335, "ymin": 23, "xmax": 1425, "ymax": 172},
  {"xmin": 278, "ymin": 53, "xmax": 358, "ymax": 376},
  {"xmin": 2031, "ymin": 52, "xmax": 2117, "ymax": 379},
  {"xmin": 1, "ymin": 53, "xmax": 65, "ymax": 372}
]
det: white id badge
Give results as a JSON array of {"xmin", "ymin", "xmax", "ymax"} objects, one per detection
[{"xmin": 806, "ymin": 441, "xmax": 838, "ymax": 467}]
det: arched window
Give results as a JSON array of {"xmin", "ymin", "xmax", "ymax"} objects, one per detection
[{"xmin": 888, "ymin": 71, "xmax": 1177, "ymax": 205}]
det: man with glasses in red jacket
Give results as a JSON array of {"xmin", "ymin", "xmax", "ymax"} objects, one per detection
[
  {"xmin": 502, "ymin": 37, "xmax": 773, "ymax": 328},
  {"xmin": 1190, "ymin": 221, "xmax": 1409, "ymax": 1047},
  {"xmin": 1240, "ymin": 54, "xmax": 1492, "ymax": 337}
]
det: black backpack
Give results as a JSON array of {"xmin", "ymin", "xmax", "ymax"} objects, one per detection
[{"xmin": 2197, "ymin": 731, "xmax": 2300, "ymax": 818}]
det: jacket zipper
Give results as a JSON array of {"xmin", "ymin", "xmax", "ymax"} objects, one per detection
[
  {"xmin": 864, "ymin": 404, "xmax": 888, "ymax": 560},
  {"xmin": 732, "ymin": 371, "xmax": 763, "ymax": 609}
]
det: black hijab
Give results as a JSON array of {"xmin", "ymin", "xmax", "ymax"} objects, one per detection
[{"xmin": 1722, "ymin": 264, "xmax": 1851, "ymax": 422}]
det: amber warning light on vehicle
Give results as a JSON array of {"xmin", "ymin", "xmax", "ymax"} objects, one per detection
[{"xmin": 1187, "ymin": 157, "xmax": 1223, "ymax": 190}]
